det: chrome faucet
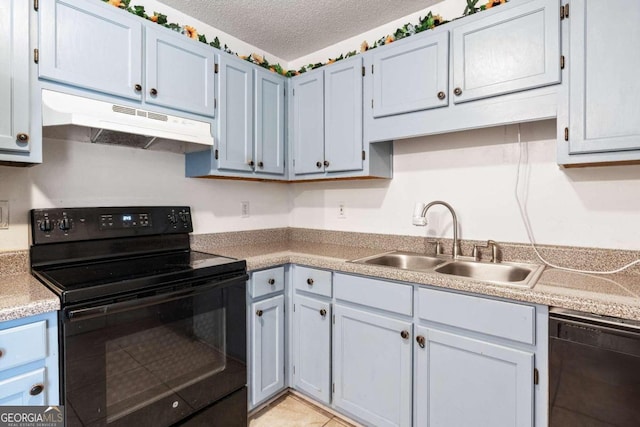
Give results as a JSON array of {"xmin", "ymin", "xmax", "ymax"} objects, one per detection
[{"xmin": 419, "ymin": 201, "xmax": 460, "ymax": 259}]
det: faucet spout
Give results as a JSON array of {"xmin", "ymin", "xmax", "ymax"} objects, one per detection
[{"xmin": 421, "ymin": 201, "xmax": 459, "ymax": 259}]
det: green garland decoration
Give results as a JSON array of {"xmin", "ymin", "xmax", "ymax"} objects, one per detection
[{"xmin": 101, "ymin": 0, "xmax": 507, "ymax": 78}]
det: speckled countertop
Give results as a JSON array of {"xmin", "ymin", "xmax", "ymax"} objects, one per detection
[
  {"xmin": 194, "ymin": 240, "xmax": 640, "ymax": 321},
  {"xmin": 0, "ymin": 273, "xmax": 60, "ymax": 322}
]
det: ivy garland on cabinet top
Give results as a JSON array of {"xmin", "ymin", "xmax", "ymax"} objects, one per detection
[{"xmin": 103, "ymin": 0, "xmax": 508, "ymax": 77}]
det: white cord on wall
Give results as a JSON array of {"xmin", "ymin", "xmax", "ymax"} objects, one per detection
[{"xmin": 514, "ymin": 124, "xmax": 640, "ymax": 275}]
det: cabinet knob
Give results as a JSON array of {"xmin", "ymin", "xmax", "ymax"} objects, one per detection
[
  {"xmin": 248, "ymin": 160, "xmax": 255, "ymax": 167},
  {"xmin": 400, "ymin": 330, "xmax": 410, "ymax": 340},
  {"xmin": 320, "ymin": 308, "xmax": 327, "ymax": 317},
  {"xmin": 258, "ymin": 161, "xmax": 264, "ymax": 168},
  {"xmin": 454, "ymin": 87, "xmax": 462, "ymax": 96},
  {"xmin": 134, "ymin": 84, "xmax": 142, "ymax": 92},
  {"xmin": 150, "ymin": 88, "xmax": 158, "ymax": 96},
  {"xmin": 316, "ymin": 161, "xmax": 322, "ymax": 168},
  {"xmin": 17, "ymin": 133, "xmax": 29, "ymax": 142},
  {"xmin": 437, "ymin": 91, "xmax": 446, "ymax": 100},
  {"xmin": 416, "ymin": 335, "xmax": 426, "ymax": 348},
  {"xmin": 256, "ymin": 310, "xmax": 263, "ymax": 317},
  {"xmin": 268, "ymin": 278, "xmax": 275, "ymax": 285},
  {"xmin": 0, "ymin": 349, "xmax": 3, "ymax": 358},
  {"xmin": 306, "ymin": 278, "xmax": 314, "ymax": 285},
  {"xmin": 324, "ymin": 160, "xmax": 330, "ymax": 167},
  {"xmin": 30, "ymin": 384, "xmax": 44, "ymax": 396}
]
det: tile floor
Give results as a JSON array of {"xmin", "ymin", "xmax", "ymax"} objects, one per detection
[{"xmin": 249, "ymin": 394, "xmax": 358, "ymax": 427}]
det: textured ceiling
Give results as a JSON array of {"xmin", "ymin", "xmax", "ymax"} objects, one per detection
[{"xmin": 157, "ymin": 0, "xmax": 440, "ymax": 61}]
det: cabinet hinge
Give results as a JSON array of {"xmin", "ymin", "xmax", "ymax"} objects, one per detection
[
  {"xmin": 293, "ymin": 88, "xmax": 295, "ymax": 96},
  {"xmin": 293, "ymin": 304, "xmax": 296, "ymax": 312},
  {"xmin": 215, "ymin": 149, "xmax": 219, "ymax": 160},
  {"xmin": 332, "ymin": 314, "xmax": 335, "ymax": 324},
  {"xmin": 332, "ymin": 383, "xmax": 335, "ymax": 393},
  {"xmin": 560, "ymin": 55, "xmax": 565, "ymax": 70},
  {"xmin": 371, "ymin": 64, "xmax": 374, "ymax": 74},
  {"xmin": 34, "ymin": 0, "xmax": 39, "ymax": 11},
  {"xmin": 293, "ymin": 365, "xmax": 295, "ymax": 375},
  {"xmin": 362, "ymin": 66, "xmax": 365, "ymax": 77},
  {"xmin": 560, "ymin": 4, "xmax": 569, "ymax": 19},
  {"xmin": 564, "ymin": 127, "xmax": 569, "ymax": 141},
  {"xmin": 534, "ymin": 368, "xmax": 539, "ymax": 385},
  {"xmin": 214, "ymin": 63, "xmax": 219, "ymax": 74},
  {"xmin": 362, "ymin": 150, "xmax": 366, "ymax": 161},
  {"xmin": 214, "ymin": 98, "xmax": 217, "ymax": 109},
  {"xmin": 33, "ymin": 49, "xmax": 39, "ymax": 64},
  {"xmin": 371, "ymin": 99, "xmax": 374, "ymax": 109}
]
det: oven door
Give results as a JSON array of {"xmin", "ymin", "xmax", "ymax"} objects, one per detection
[{"xmin": 61, "ymin": 276, "xmax": 247, "ymax": 427}]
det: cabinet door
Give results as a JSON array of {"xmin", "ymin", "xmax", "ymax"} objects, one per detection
[
  {"xmin": 217, "ymin": 56, "xmax": 254, "ymax": 172},
  {"xmin": 333, "ymin": 304, "xmax": 411, "ymax": 427},
  {"xmin": 415, "ymin": 326, "xmax": 534, "ymax": 427},
  {"xmin": 255, "ymin": 69, "xmax": 285, "ymax": 175},
  {"xmin": 451, "ymin": 0, "xmax": 560, "ymax": 103},
  {"xmin": 292, "ymin": 294, "xmax": 331, "ymax": 404},
  {"xmin": 292, "ymin": 72, "xmax": 325, "ymax": 175},
  {"xmin": 324, "ymin": 58, "xmax": 363, "ymax": 173},
  {"xmin": 145, "ymin": 26, "xmax": 216, "ymax": 117},
  {"xmin": 566, "ymin": 0, "xmax": 640, "ymax": 155},
  {"xmin": 0, "ymin": 0, "xmax": 30, "ymax": 153},
  {"xmin": 0, "ymin": 368, "xmax": 46, "ymax": 406},
  {"xmin": 39, "ymin": 0, "xmax": 143, "ymax": 100},
  {"xmin": 372, "ymin": 32, "xmax": 449, "ymax": 118},
  {"xmin": 250, "ymin": 295, "xmax": 285, "ymax": 406}
]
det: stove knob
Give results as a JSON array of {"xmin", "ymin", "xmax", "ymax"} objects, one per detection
[
  {"xmin": 167, "ymin": 213, "xmax": 178, "ymax": 224},
  {"xmin": 39, "ymin": 219, "xmax": 52, "ymax": 232},
  {"xmin": 178, "ymin": 211, "xmax": 189, "ymax": 222},
  {"xmin": 59, "ymin": 218, "xmax": 71, "ymax": 231}
]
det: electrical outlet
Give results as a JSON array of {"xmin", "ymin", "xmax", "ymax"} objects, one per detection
[
  {"xmin": 241, "ymin": 201, "xmax": 250, "ymax": 218},
  {"xmin": 338, "ymin": 202, "xmax": 346, "ymax": 219},
  {"xmin": 0, "ymin": 201, "xmax": 8, "ymax": 229}
]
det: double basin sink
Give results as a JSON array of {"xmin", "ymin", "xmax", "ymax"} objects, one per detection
[{"xmin": 351, "ymin": 251, "xmax": 545, "ymax": 288}]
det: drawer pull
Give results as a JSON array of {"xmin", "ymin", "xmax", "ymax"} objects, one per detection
[
  {"xmin": 30, "ymin": 384, "xmax": 44, "ymax": 396},
  {"xmin": 316, "ymin": 161, "xmax": 322, "ymax": 168},
  {"xmin": 307, "ymin": 278, "xmax": 314, "ymax": 285},
  {"xmin": 400, "ymin": 330, "xmax": 410, "ymax": 340},
  {"xmin": 134, "ymin": 84, "xmax": 142, "ymax": 92},
  {"xmin": 267, "ymin": 278, "xmax": 275, "ymax": 285},
  {"xmin": 256, "ymin": 310, "xmax": 263, "ymax": 317},
  {"xmin": 320, "ymin": 308, "xmax": 327, "ymax": 317},
  {"xmin": 437, "ymin": 91, "xmax": 446, "ymax": 100},
  {"xmin": 416, "ymin": 335, "xmax": 426, "ymax": 348},
  {"xmin": 17, "ymin": 133, "xmax": 30, "ymax": 142},
  {"xmin": 150, "ymin": 88, "xmax": 158, "ymax": 96},
  {"xmin": 454, "ymin": 87, "xmax": 462, "ymax": 96}
]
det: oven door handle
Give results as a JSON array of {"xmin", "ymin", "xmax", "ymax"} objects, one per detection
[{"xmin": 66, "ymin": 275, "xmax": 246, "ymax": 322}]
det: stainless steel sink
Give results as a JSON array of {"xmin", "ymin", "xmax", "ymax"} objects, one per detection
[
  {"xmin": 350, "ymin": 251, "xmax": 544, "ymax": 288},
  {"xmin": 435, "ymin": 260, "xmax": 544, "ymax": 287},
  {"xmin": 351, "ymin": 251, "xmax": 447, "ymax": 271}
]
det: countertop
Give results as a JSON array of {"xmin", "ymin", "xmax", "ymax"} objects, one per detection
[
  {"xmin": 0, "ymin": 273, "xmax": 60, "ymax": 322},
  {"xmin": 198, "ymin": 241, "xmax": 640, "ymax": 321}
]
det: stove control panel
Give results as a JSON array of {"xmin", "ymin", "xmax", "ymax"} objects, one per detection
[{"xmin": 31, "ymin": 206, "xmax": 193, "ymax": 244}]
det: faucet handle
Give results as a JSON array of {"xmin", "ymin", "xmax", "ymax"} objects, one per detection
[
  {"xmin": 427, "ymin": 240, "xmax": 442, "ymax": 255},
  {"xmin": 473, "ymin": 240, "xmax": 500, "ymax": 263}
]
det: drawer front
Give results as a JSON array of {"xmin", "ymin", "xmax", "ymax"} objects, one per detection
[
  {"xmin": 334, "ymin": 273, "xmax": 412, "ymax": 316},
  {"xmin": 293, "ymin": 266, "xmax": 332, "ymax": 297},
  {"xmin": 0, "ymin": 321, "xmax": 47, "ymax": 372},
  {"xmin": 250, "ymin": 267, "xmax": 285, "ymax": 299},
  {"xmin": 417, "ymin": 288, "xmax": 535, "ymax": 345}
]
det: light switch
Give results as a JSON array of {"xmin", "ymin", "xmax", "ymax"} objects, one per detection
[{"xmin": 0, "ymin": 201, "xmax": 8, "ymax": 229}]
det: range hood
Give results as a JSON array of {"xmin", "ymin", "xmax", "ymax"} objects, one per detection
[{"xmin": 42, "ymin": 89, "xmax": 214, "ymax": 150}]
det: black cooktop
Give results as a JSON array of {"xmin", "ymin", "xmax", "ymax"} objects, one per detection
[{"xmin": 30, "ymin": 206, "xmax": 247, "ymax": 306}]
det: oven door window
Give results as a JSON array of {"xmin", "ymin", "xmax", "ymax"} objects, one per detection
[{"xmin": 62, "ymin": 279, "xmax": 246, "ymax": 427}]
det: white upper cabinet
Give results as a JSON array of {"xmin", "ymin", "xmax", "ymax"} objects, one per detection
[
  {"xmin": 217, "ymin": 55, "xmax": 254, "ymax": 172},
  {"xmin": 324, "ymin": 57, "xmax": 363, "ymax": 173},
  {"xmin": 39, "ymin": 0, "xmax": 143, "ymax": 101},
  {"xmin": 451, "ymin": 0, "xmax": 561, "ymax": 103},
  {"xmin": 145, "ymin": 25, "xmax": 216, "ymax": 117},
  {"xmin": 372, "ymin": 32, "xmax": 449, "ymax": 117},
  {"xmin": 292, "ymin": 72, "xmax": 325, "ymax": 175},
  {"xmin": 0, "ymin": 0, "xmax": 31, "ymax": 154},
  {"xmin": 559, "ymin": 0, "xmax": 640, "ymax": 164},
  {"xmin": 255, "ymin": 68, "xmax": 286, "ymax": 175}
]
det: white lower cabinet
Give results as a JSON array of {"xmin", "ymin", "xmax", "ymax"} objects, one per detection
[
  {"xmin": 249, "ymin": 266, "xmax": 287, "ymax": 408},
  {"xmin": 333, "ymin": 304, "xmax": 412, "ymax": 427},
  {"xmin": 292, "ymin": 294, "xmax": 331, "ymax": 404},
  {"xmin": 415, "ymin": 326, "xmax": 535, "ymax": 427}
]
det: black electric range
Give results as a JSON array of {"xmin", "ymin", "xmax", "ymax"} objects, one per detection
[{"xmin": 30, "ymin": 206, "xmax": 248, "ymax": 427}]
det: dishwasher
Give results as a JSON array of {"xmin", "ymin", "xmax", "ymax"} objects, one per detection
[{"xmin": 549, "ymin": 308, "xmax": 640, "ymax": 427}]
